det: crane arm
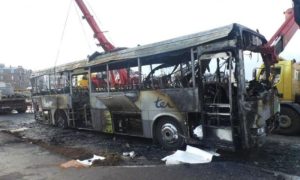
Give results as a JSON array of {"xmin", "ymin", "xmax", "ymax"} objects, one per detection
[
  {"xmin": 74, "ymin": 0, "xmax": 130, "ymax": 86},
  {"xmin": 261, "ymin": 0, "xmax": 300, "ymax": 64},
  {"xmin": 74, "ymin": 0, "xmax": 115, "ymax": 52}
]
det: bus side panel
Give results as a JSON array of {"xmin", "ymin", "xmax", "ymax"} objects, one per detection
[
  {"xmin": 39, "ymin": 95, "xmax": 71, "ymax": 109},
  {"xmin": 90, "ymin": 89, "xmax": 198, "ymax": 138},
  {"xmin": 90, "ymin": 108, "xmax": 113, "ymax": 133},
  {"xmin": 90, "ymin": 93, "xmax": 112, "ymax": 133},
  {"xmin": 160, "ymin": 88, "xmax": 199, "ymax": 112},
  {"xmin": 32, "ymin": 94, "xmax": 71, "ymax": 125},
  {"xmin": 138, "ymin": 88, "xmax": 199, "ymax": 138},
  {"xmin": 32, "ymin": 96, "xmax": 43, "ymax": 119},
  {"xmin": 32, "ymin": 96, "xmax": 54, "ymax": 124}
]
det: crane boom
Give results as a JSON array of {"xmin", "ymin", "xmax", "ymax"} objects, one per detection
[
  {"xmin": 261, "ymin": 0, "xmax": 300, "ymax": 64},
  {"xmin": 74, "ymin": 0, "xmax": 115, "ymax": 52},
  {"xmin": 74, "ymin": 0, "xmax": 128, "ymax": 86}
]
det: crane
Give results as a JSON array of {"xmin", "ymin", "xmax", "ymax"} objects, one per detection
[
  {"xmin": 74, "ymin": 0, "xmax": 115, "ymax": 52},
  {"xmin": 260, "ymin": 0, "xmax": 300, "ymax": 65},
  {"xmin": 74, "ymin": 0, "xmax": 299, "ymax": 85},
  {"xmin": 74, "ymin": 0, "xmax": 128, "ymax": 86}
]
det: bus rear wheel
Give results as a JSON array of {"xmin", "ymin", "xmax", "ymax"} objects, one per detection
[
  {"xmin": 277, "ymin": 107, "xmax": 300, "ymax": 135},
  {"xmin": 155, "ymin": 118, "xmax": 185, "ymax": 150},
  {"xmin": 55, "ymin": 110, "xmax": 68, "ymax": 129}
]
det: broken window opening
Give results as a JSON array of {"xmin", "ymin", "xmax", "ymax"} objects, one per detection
[
  {"xmin": 71, "ymin": 73, "xmax": 89, "ymax": 95},
  {"xmin": 32, "ymin": 75, "xmax": 50, "ymax": 95},
  {"xmin": 49, "ymin": 72, "xmax": 70, "ymax": 94}
]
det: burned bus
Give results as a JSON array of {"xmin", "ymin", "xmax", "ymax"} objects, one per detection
[{"xmin": 31, "ymin": 23, "xmax": 279, "ymax": 151}]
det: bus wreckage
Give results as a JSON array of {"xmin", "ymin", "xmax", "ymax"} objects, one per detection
[{"xmin": 31, "ymin": 24, "xmax": 280, "ymax": 151}]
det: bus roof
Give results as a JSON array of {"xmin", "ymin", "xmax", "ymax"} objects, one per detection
[
  {"xmin": 31, "ymin": 59, "xmax": 87, "ymax": 78},
  {"xmin": 32, "ymin": 23, "xmax": 265, "ymax": 77},
  {"xmin": 87, "ymin": 23, "xmax": 265, "ymax": 67}
]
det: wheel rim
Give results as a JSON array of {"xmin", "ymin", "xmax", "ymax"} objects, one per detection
[
  {"xmin": 161, "ymin": 123, "xmax": 179, "ymax": 144},
  {"xmin": 279, "ymin": 115, "xmax": 292, "ymax": 128}
]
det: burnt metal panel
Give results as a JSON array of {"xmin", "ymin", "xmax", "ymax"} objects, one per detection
[
  {"xmin": 235, "ymin": 49, "xmax": 249, "ymax": 149},
  {"xmin": 142, "ymin": 119, "xmax": 152, "ymax": 138},
  {"xmin": 94, "ymin": 91, "xmax": 140, "ymax": 112},
  {"xmin": 160, "ymin": 88, "xmax": 199, "ymax": 112},
  {"xmin": 39, "ymin": 94, "xmax": 71, "ymax": 109},
  {"xmin": 111, "ymin": 112, "xmax": 143, "ymax": 136},
  {"xmin": 90, "ymin": 108, "xmax": 113, "ymax": 133}
]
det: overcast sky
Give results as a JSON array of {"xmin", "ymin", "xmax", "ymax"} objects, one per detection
[{"xmin": 0, "ymin": 0, "xmax": 299, "ymax": 76}]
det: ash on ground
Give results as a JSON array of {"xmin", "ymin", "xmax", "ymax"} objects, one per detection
[{"xmin": 0, "ymin": 113, "xmax": 299, "ymax": 176}]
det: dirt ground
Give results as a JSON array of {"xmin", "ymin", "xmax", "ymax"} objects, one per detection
[{"xmin": 0, "ymin": 113, "xmax": 300, "ymax": 176}]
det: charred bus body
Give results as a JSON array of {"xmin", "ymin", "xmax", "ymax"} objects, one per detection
[{"xmin": 31, "ymin": 24, "xmax": 279, "ymax": 150}]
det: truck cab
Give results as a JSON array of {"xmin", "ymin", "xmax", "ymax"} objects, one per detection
[{"xmin": 256, "ymin": 59, "xmax": 300, "ymax": 134}]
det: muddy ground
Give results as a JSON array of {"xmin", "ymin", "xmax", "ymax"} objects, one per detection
[{"xmin": 0, "ymin": 113, "xmax": 299, "ymax": 176}]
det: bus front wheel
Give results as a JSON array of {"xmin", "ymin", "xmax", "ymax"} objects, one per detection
[{"xmin": 155, "ymin": 118, "xmax": 185, "ymax": 150}]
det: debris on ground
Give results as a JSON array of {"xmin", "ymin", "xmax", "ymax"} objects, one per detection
[
  {"xmin": 122, "ymin": 151, "xmax": 136, "ymax": 159},
  {"xmin": 162, "ymin": 145, "xmax": 219, "ymax": 165},
  {"xmin": 2, "ymin": 113, "xmax": 300, "ymax": 174},
  {"xmin": 60, "ymin": 160, "xmax": 88, "ymax": 169},
  {"xmin": 92, "ymin": 153, "xmax": 123, "ymax": 166},
  {"xmin": 60, "ymin": 155, "xmax": 105, "ymax": 168},
  {"xmin": 77, "ymin": 154, "xmax": 105, "ymax": 166},
  {"xmin": 9, "ymin": 127, "xmax": 28, "ymax": 133},
  {"xmin": 193, "ymin": 125, "xmax": 203, "ymax": 139},
  {"xmin": 11, "ymin": 110, "xmax": 18, "ymax": 114}
]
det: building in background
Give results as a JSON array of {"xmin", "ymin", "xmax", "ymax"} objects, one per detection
[{"xmin": 0, "ymin": 64, "xmax": 32, "ymax": 91}]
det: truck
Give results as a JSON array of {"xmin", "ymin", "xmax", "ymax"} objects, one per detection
[
  {"xmin": 255, "ymin": 0, "xmax": 300, "ymax": 135},
  {"xmin": 0, "ymin": 82, "xmax": 27, "ymax": 113},
  {"xmin": 257, "ymin": 59, "xmax": 300, "ymax": 134}
]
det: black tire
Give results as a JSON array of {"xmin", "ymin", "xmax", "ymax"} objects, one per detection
[
  {"xmin": 277, "ymin": 106, "xmax": 300, "ymax": 135},
  {"xmin": 55, "ymin": 110, "xmax": 68, "ymax": 129},
  {"xmin": 17, "ymin": 109, "xmax": 27, "ymax": 114},
  {"xmin": 155, "ymin": 118, "xmax": 185, "ymax": 150}
]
